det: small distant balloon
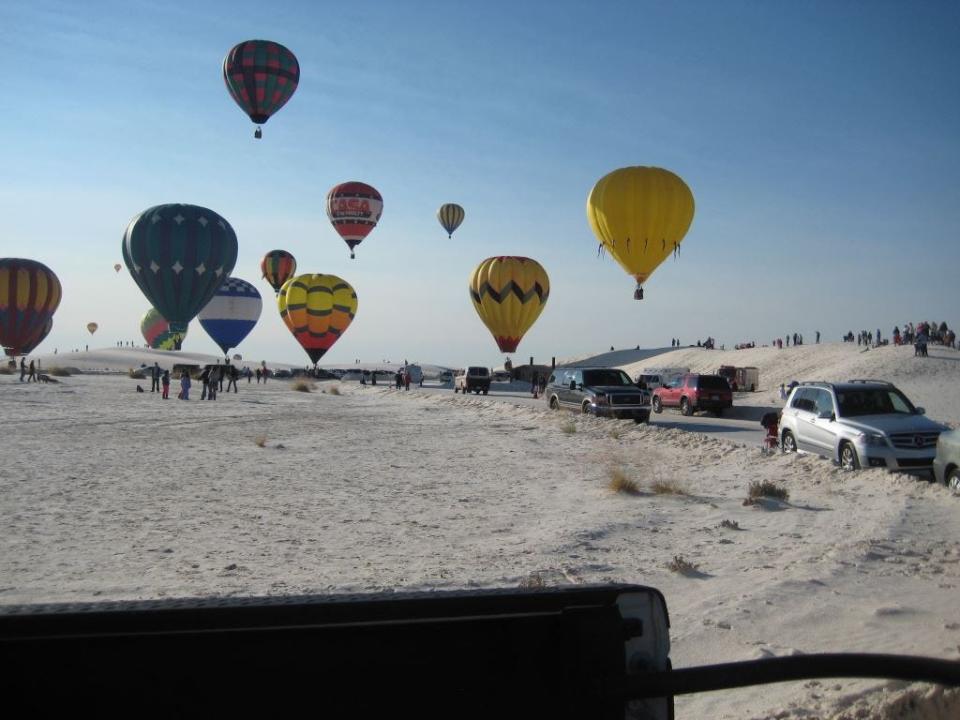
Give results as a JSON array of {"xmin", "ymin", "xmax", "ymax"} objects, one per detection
[
  {"xmin": 114, "ymin": 263, "xmax": 122, "ymax": 273},
  {"xmin": 223, "ymin": 40, "xmax": 299, "ymax": 139},
  {"xmin": 260, "ymin": 250, "xmax": 297, "ymax": 295},
  {"xmin": 326, "ymin": 182, "xmax": 383, "ymax": 259},
  {"xmin": 87, "ymin": 322, "xmax": 98, "ymax": 335},
  {"xmin": 233, "ymin": 353, "xmax": 242, "ymax": 361},
  {"xmin": 437, "ymin": 203, "xmax": 465, "ymax": 238}
]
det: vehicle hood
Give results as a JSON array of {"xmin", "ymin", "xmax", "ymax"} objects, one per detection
[
  {"xmin": 837, "ymin": 414, "xmax": 947, "ymax": 435},
  {"xmin": 588, "ymin": 385, "xmax": 648, "ymax": 396}
]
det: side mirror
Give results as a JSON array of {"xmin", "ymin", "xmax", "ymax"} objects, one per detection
[
  {"xmin": 569, "ymin": 381, "xmax": 576, "ymax": 391},
  {"xmin": 915, "ymin": 407, "xmax": 925, "ymax": 415}
]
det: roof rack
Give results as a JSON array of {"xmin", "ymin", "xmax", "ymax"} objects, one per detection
[{"xmin": 847, "ymin": 379, "xmax": 894, "ymax": 386}]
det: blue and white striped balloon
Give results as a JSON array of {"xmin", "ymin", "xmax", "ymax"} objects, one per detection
[{"xmin": 198, "ymin": 277, "xmax": 262, "ymax": 355}]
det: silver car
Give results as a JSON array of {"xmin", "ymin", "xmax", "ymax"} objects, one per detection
[
  {"xmin": 779, "ymin": 380, "xmax": 947, "ymax": 476},
  {"xmin": 933, "ymin": 429, "xmax": 960, "ymax": 492}
]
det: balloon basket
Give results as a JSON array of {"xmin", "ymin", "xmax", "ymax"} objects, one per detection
[
  {"xmin": 634, "ymin": 286, "xmax": 644, "ymax": 300},
  {"xmin": 254, "ymin": 127, "xmax": 262, "ymax": 139}
]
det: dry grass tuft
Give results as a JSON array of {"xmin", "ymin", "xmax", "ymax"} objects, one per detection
[
  {"xmin": 324, "ymin": 384, "xmax": 341, "ymax": 395},
  {"xmin": 292, "ymin": 380, "xmax": 314, "ymax": 393},
  {"xmin": 127, "ymin": 368, "xmax": 146, "ymax": 379},
  {"xmin": 668, "ymin": 555, "xmax": 700, "ymax": 575},
  {"xmin": 48, "ymin": 366, "xmax": 72, "ymax": 377},
  {"xmin": 560, "ymin": 419, "xmax": 577, "ymax": 434},
  {"xmin": 254, "ymin": 434, "xmax": 268, "ymax": 448},
  {"xmin": 0, "ymin": 365, "xmax": 13, "ymax": 375},
  {"xmin": 651, "ymin": 479, "xmax": 688, "ymax": 496},
  {"xmin": 747, "ymin": 480, "xmax": 789, "ymax": 502},
  {"xmin": 718, "ymin": 519, "xmax": 741, "ymax": 531},
  {"xmin": 519, "ymin": 572, "xmax": 546, "ymax": 589},
  {"xmin": 608, "ymin": 466, "xmax": 640, "ymax": 495},
  {"xmin": 608, "ymin": 425, "xmax": 624, "ymax": 440}
]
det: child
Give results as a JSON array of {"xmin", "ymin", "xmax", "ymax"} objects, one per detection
[
  {"xmin": 179, "ymin": 370, "xmax": 191, "ymax": 400},
  {"xmin": 161, "ymin": 370, "xmax": 170, "ymax": 399}
]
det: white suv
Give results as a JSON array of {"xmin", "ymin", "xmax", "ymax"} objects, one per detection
[{"xmin": 779, "ymin": 380, "xmax": 946, "ymax": 476}]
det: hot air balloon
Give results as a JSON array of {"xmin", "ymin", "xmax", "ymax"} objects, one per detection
[
  {"xmin": 278, "ymin": 274, "xmax": 357, "ymax": 364},
  {"xmin": 0, "ymin": 258, "xmax": 62, "ymax": 357},
  {"xmin": 437, "ymin": 203, "xmax": 465, "ymax": 238},
  {"xmin": 87, "ymin": 322, "xmax": 98, "ymax": 335},
  {"xmin": 140, "ymin": 307, "xmax": 188, "ymax": 350},
  {"xmin": 260, "ymin": 250, "xmax": 297, "ymax": 295},
  {"xmin": 223, "ymin": 40, "xmax": 299, "ymax": 139},
  {"xmin": 114, "ymin": 263, "xmax": 122, "ymax": 273},
  {"xmin": 198, "ymin": 278, "xmax": 262, "ymax": 355},
  {"xmin": 122, "ymin": 204, "xmax": 238, "ymax": 335},
  {"xmin": 586, "ymin": 166, "xmax": 695, "ymax": 300},
  {"xmin": 468, "ymin": 257, "xmax": 549, "ymax": 353},
  {"xmin": 326, "ymin": 182, "xmax": 382, "ymax": 259}
]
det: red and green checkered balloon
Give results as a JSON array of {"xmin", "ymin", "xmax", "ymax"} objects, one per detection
[{"xmin": 223, "ymin": 40, "xmax": 299, "ymax": 136}]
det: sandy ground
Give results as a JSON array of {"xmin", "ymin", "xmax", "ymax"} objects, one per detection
[{"xmin": 1, "ymin": 342, "xmax": 958, "ymax": 718}]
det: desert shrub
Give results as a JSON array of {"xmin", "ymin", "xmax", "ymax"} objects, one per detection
[
  {"xmin": 560, "ymin": 419, "xmax": 577, "ymax": 434},
  {"xmin": 292, "ymin": 380, "xmax": 313, "ymax": 393},
  {"xmin": 718, "ymin": 519, "xmax": 741, "ymax": 530},
  {"xmin": 519, "ymin": 572, "xmax": 546, "ymax": 589},
  {"xmin": 0, "ymin": 365, "xmax": 13, "ymax": 375},
  {"xmin": 651, "ymin": 479, "xmax": 687, "ymax": 496},
  {"xmin": 325, "ymin": 384, "xmax": 341, "ymax": 395},
  {"xmin": 254, "ymin": 435, "xmax": 267, "ymax": 448},
  {"xmin": 668, "ymin": 555, "xmax": 700, "ymax": 574},
  {"xmin": 747, "ymin": 480, "xmax": 789, "ymax": 501},
  {"xmin": 608, "ymin": 466, "xmax": 639, "ymax": 495},
  {"xmin": 609, "ymin": 425, "xmax": 624, "ymax": 440},
  {"xmin": 127, "ymin": 368, "xmax": 145, "ymax": 379},
  {"xmin": 48, "ymin": 367, "xmax": 71, "ymax": 377}
]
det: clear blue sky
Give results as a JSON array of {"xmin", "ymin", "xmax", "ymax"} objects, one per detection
[{"xmin": 2, "ymin": 0, "xmax": 958, "ymax": 367}]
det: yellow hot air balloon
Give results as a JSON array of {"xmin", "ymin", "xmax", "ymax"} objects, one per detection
[
  {"xmin": 586, "ymin": 166, "xmax": 694, "ymax": 299},
  {"xmin": 469, "ymin": 257, "xmax": 549, "ymax": 353},
  {"xmin": 86, "ymin": 322, "xmax": 98, "ymax": 335},
  {"xmin": 278, "ymin": 273, "xmax": 358, "ymax": 364}
]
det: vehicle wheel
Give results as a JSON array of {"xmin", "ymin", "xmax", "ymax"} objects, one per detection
[
  {"xmin": 750, "ymin": 384, "xmax": 756, "ymax": 392},
  {"xmin": 549, "ymin": 396, "xmax": 560, "ymax": 410},
  {"xmin": 781, "ymin": 430, "xmax": 797, "ymax": 453},
  {"xmin": 581, "ymin": 401, "xmax": 591, "ymax": 414},
  {"xmin": 840, "ymin": 442, "xmax": 860, "ymax": 471},
  {"xmin": 652, "ymin": 396, "xmax": 662, "ymax": 414},
  {"xmin": 680, "ymin": 397, "xmax": 692, "ymax": 416},
  {"xmin": 947, "ymin": 468, "xmax": 960, "ymax": 493},
  {"xmin": 634, "ymin": 414, "xmax": 649, "ymax": 424}
]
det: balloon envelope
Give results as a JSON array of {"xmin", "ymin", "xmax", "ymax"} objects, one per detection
[
  {"xmin": 469, "ymin": 257, "xmax": 549, "ymax": 353},
  {"xmin": 586, "ymin": 166, "xmax": 694, "ymax": 298},
  {"xmin": 437, "ymin": 203, "xmax": 465, "ymax": 238},
  {"xmin": 223, "ymin": 40, "xmax": 299, "ymax": 129},
  {"xmin": 260, "ymin": 250, "xmax": 297, "ymax": 295},
  {"xmin": 87, "ymin": 322, "xmax": 98, "ymax": 335},
  {"xmin": 198, "ymin": 277, "xmax": 262, "ymax": 355},
  {"xmin": 0, "ymin": 258, "xmax": 62, "ymax": 357},
  {"xmin": 122, "ymin": 204, "xmax": 238, "ymax": 332},
  {"xmin": 278, "ymin": 274, "xmax": 357, "ymax": 364},
  {"xmin": 326, "ymin": 182, "xmax": 382, "ymax": 258},
  {"xmin": 114, "ymin": 263, "xmax": 122, "ymax": 273},
  {"xmin": 141, "ymin": 307, "xmax": 187, "ymax": 350}
]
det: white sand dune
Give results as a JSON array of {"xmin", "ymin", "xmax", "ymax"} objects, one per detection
[{"xmin": 1, "ymin": 341, "xmax": 959, "ymax": 718}]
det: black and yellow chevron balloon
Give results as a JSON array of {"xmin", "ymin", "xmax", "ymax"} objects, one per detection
[
  {"xmin": 469, "ymin": 256, "xmax": 549, "ymax": 353},
  {"xmin": 437, "ymin": 203, "xmax": 465, "ymax": 238}
]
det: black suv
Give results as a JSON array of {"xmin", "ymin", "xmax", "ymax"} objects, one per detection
[{"xmin": 545, "ymin": 367, "xmax": 651, "ymax": 423}]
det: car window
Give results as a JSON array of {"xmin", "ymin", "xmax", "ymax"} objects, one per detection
[
  {"xmin": 582, "ymin": 369, "xmax": 632, "ymax": 386},
  {"xmin": 697, "ymin": 375, "xmax": 729, "ymax": 390},
  {"xmin": 791, "ymin": 387, "xmax": 816, "ymax": 412},
  {"xmin": 813, "ymin": 389, "xmax": 834, "ymax": 416},
  {"xmin": 837, "ymin": 388, "xmax": 915, "ymax": 416},
  {"xmin": 571, "ymin": 370, "xmax": 583, "ymax": 385}
]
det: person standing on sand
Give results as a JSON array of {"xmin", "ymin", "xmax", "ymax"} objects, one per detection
[
  {"xmin": 151, "ymin": 362, "xmax": 161, "ymax": 393},
  {"xmin": 179, "ymin": 371, "xmax": 191, "ymax": 400},
  {"xmin": 19, "ymin": 357, "xmax": 26, "ymax": 382},
  {"xmin": 28, "ymin": 360, "xmax": 36, "ymax": 382},
  {"xmin": 161, "ymin": 370, "xmax": 170, "ymax": 399},
  {"xmin": 816, "ymin": 330, "xmax": 820, "ymax": 344},
  {"xmin": 255, "ymin": 368, "xmax": 261, "ymax": 384},
  {"xmin": 404, "ymin": 370, "xmax": 411, "ymax": 391},
  {"xmin": 208, "ymin": 366, "xmax": 220, "ymax": 400},
  {"xmin": 200, "ymin": 366, "xmax": 210, "ymax": 400}
]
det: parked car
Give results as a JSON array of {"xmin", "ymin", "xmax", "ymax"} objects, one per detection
[
  {"xmin": 651, "ymin": 373, "xmax": 733, "ymax": 416},
  {"xmin": 932, "ymin": 429, "xmax": 960, "ymax": 492},
  {"xmin": 455, "ymin": 366, "xmax": 491, "ymax": 394},
  {"xmin": 634, "ymin": 366, "xmax": 689, "ymax": 391},
  {"xmin": 779, "ymin": 380, "xmax": 947, "ymax": 476},
  {"xmin": 545, "ymin": 367, "xmax": 650, "ymax": 423},
  {"xmin": 717, "ymin": 365, "xmax": 759, "ymax": 392}
]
